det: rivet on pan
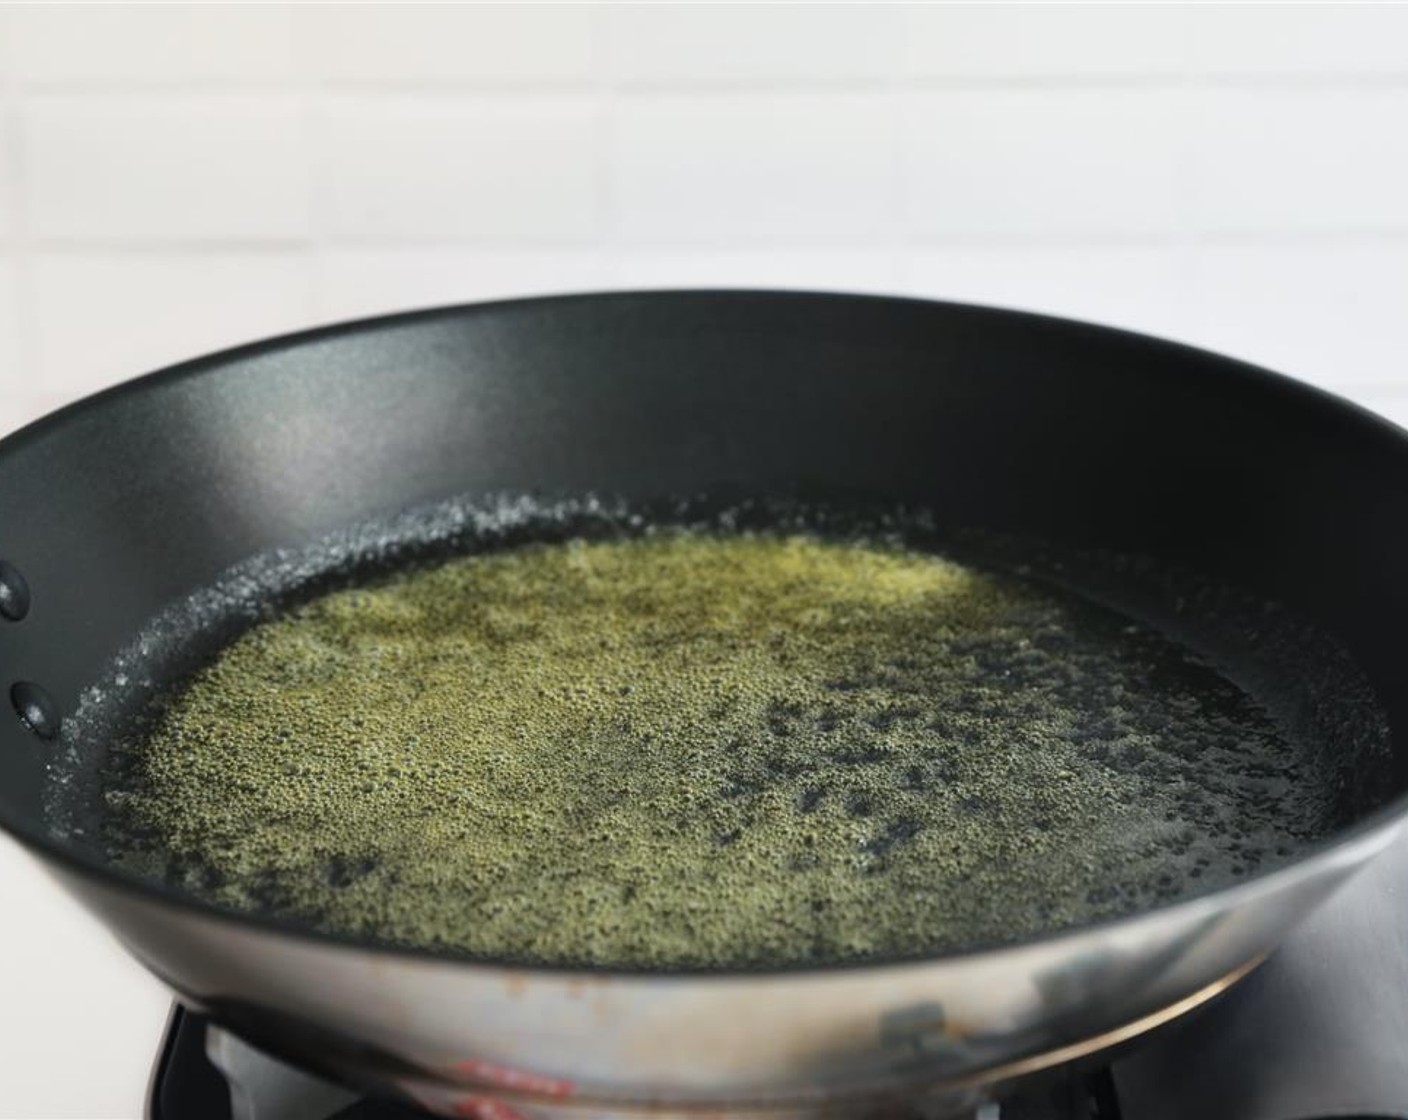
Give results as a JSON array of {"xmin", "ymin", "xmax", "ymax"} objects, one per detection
[
  {"xmin": 11, "ymin": 681, "xmax": 60, "ymax": 741},
  {"xmin": 0, "ymin": 561, "xmax": 30, "ymax": 622}
]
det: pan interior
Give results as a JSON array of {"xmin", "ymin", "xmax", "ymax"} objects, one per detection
[{"xmin": 51, "ymin": 495, "xmax": 1393, "ymax": 970}]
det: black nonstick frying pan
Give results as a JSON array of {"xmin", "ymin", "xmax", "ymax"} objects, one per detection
[{"xmin": 0, "ymin": 291, "xmax": 1405, "ymax": 1118}]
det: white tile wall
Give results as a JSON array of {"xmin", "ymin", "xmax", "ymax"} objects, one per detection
[
  {"xmin": 609, "ymin": 248, "xmax": 900, "ymax": 292},
  {"xmin": 9, "ymin": 4, "xmax": 300, "ymax": 87},
  {"xmin": 1188, "ymin": 89, "xmax": 1408, "ymax": 234},
  {"xmin": 903, "ymin": 245, "xmax": 1192, "ymax": 341},
  {"xmin": 306, "ymin": 4, "xmax": 596, "ymax": 87},
  {"xmin": 902, "ymin": 89, "xmax": 1187, "ymax": 238},
  {"xmin": 22, "ymin": 96, "xmax": 311, "ymax": 241},
  {"xmin": 902, "ymin": 4, "xmax": 1187, "ymax": 79},
  {"xmin": 613, "ymin": 94, "xmax": 891, "ymax": 241},
  {"xmin": 30, "ymin": 252, "xmax": 314, "ymax": 392},
  {"xmin": 1189, "ymin": 4, "xmax": 1408, "ymax": 77},
  {"xmin": 605, "ymin": 4, "xmax": 894, "ymax": 86},
  {"xmin": 1185, "ymin": 243, "xmax": 1408, "ymax": 390},
  {"xmin": 0, "ymin": 107, "xmax": 12, "ymax": 241},
  {"xmin": 314, "ymin": 247, "xmax": 607, "ymax": 320},
  {"xmin": 0, "ymin": 257, "xmax": 19, "ymax": 419},
  {"xmin": 1, "ymin": 2, "xmax": 1405, "ymax": 427},
  {"xmin": 315, "ymin": 96, "xmax": 600, "ymax": 241}
]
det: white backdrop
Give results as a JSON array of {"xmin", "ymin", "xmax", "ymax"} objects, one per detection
[{"xmin": 1, "ymin": 4, "xmax": 1407, "ymax": 1117}]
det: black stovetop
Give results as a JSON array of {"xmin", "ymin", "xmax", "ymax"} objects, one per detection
[{"xmin": 148, "ymin": 829, "xmax": 1408, "ymax": 1120}]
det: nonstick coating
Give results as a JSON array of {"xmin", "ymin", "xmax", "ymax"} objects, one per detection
[{"xmin": 1, "ymin": 291, "xmax": 1406, "ymax": 1114}]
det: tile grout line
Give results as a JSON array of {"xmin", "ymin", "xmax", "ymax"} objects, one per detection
[{"xmin": 14, "ymin": 230, "xmax": 1408, "ymax": 254}]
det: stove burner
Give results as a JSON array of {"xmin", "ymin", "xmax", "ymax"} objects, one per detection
[
  {"xmin": 150, "ymin": 1006, "xmax": 418, "ymax": 1120},
  {"xmin": 147, "ymin": 1004, "xmax": 1122, "ymax": 1120}
]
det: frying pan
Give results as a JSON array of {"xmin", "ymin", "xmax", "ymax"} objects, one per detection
[{"xmin": 1, "ymin": 291, "xmax": 1405, "ymax": 1118}]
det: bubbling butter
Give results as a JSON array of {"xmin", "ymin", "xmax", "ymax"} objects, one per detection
[{"xmin": 104, "ymin": 532, "xmax": 1323, "ymax": 967}]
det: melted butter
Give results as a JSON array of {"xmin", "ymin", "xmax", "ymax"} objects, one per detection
[{"xmin": 106, "ymin": 532, "xmax": 1319, "ymax": 967}]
